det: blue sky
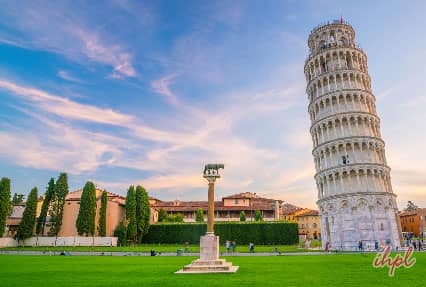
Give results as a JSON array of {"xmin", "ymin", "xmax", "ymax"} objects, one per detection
[{"xmin": 0, "ymin": 0, "xmax": 425, "ymax": 209}]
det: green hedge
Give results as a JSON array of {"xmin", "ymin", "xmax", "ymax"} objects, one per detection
[{"xmin": 142, "ymin": 222, "xmax": 298, "ymax": 245}]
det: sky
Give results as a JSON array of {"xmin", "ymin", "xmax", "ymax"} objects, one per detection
[{"xmin": 0, "ymin": 0, "xmax": 425, "ymax": 209}]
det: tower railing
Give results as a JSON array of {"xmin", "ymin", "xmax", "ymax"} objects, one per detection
[{"xmin": 306, "ymin": 43, "xmax": 364, "ymax": 63}]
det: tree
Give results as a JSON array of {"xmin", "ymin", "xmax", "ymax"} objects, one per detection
[
  {"xmin": 98, "ymin": 190, "xmax": 107, "ymax": 237},
  {"xmin": 125, "ymin": 185, "xmax": 137, "ymax": 242},
  {"xmin": 254, "ymin": 209, "xmax": 263, "ymax": 221},
  {"xmin": 36, "ymin": 178, "xmax": 55, "ymax": 235},
  {"xmin": 12, "ymin": 193, "xmax": 25, "ymax": 205},
  {"xmin": 135, "ymin": 185, "xmax": 150, "ymax": 242},
  {"xmin": 114, "ymin": 222, "xmax": 127, "ymax": 246},
  {"xmin": 158, "ymin": 208, "xmax": 168, "ymax": 222},
  {"xmin": 195, "ymin": 208, "xmax": 204, "ymax": 223},
  {"xmin": 240, "ymin": 211, "xmax": 246, "ymax": 222},
  {"xmin": 404, "ymin": 201, "xmax": 418, "ymax": 211},
  {"xmin": 48, "ymin": 173, "xmax": 69, "ymax": 236},
  {"xmin": 0, "ymin": 177, "xmax": 11, "ymax": 237},
  {"xmin": 76, "ymin": 181, "xmax": 97, "ymax": 236},
  {"xmin": 16, "ymin": 187, "xmax": 38, "ymax": 240}
]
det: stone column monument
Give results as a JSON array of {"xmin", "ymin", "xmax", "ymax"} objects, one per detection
[{"xmin": 175, "ymin": 164, "xmax": 238, "ymax": 274}]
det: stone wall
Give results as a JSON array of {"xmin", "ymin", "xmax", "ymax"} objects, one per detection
[{"xmin": 0, "ymin": 237, "xmax": 117, "ymax": 247}]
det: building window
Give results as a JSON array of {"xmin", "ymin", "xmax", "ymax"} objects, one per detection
[
  {"xmin": 313, "ymin": 223, "xmax": 317, "ymax": 228},
  {"xmin": 342, "ymin": 155, "xmax": 349, "ymax": 164},
  {"xmin": 380, "ymin": 223, "xmax": 384, "ymax": 231},
  {"xmin": 234, "ymin": 199, "xmax": 239, "ymax": 204},
  {"xmin": 301, "ymin": 224, "xmax": 304, "ymax": 228}
]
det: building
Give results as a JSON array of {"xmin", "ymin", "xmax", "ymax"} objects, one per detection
[
  {"xmin": 151, "ymin": 192, "xmax": 284, "ymax": 222},
  {"xmin": 399, "ymin": 208, "xmax": 426, "ymax": 238},
  {"xmin": 294, "ymin": 209, "xmax": 321, "ymax": 240},
  {"xmin": 6, "ymin": 188, "xmax": 158, "ymax": 238},
  {"xmin": 5, "ymin": 204, "xmax": 26, "ymax": 237},
  {"xmin": 58, "ymin": 189, "xmax": 127, "ymax": 237},
  {"xmin": 305, "ymin": 20, "xmax": 402, "ymax": 250}
]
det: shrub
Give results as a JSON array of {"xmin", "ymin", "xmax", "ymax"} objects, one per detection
[
  {"xmin": 195, "ymin": 208, "xmax": 204, "ymax": 223},
  {"xmin": 114, "ymin": 223, "xmax": 127, "ymax": 246},
  {"xmin": 254, "ymin": 209, "xmax": 263, "ymax": 221},
  {"xmin": 158, "ymin": 209, "xmax": 168, "ymax": 222},
  {"xmin": 240, "ymin": 211, "xmax": 246, "ymax": 222},
  {"xmin": 143, "ymin": 222, "xmax": 298, "ymax": 245}
]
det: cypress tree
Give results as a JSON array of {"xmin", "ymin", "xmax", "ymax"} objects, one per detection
[
  {"xmin": 158, "ymin": 208, "xmax": 167, "ymax": 222},
  {"xmin": 135, "ymin": 185, "xmax": 150, "ymax": 242},
  {"xmin": 125, "ymin": 185, "xmax": 137, "ymax": 242},
  {"xmin": 98, "ymin": 190, "xmax": 107, "ymax": 237},
  {"xmin": 0, "ymin": 177, "xmax": 11, "ymax": 237},
  {"xmin": 76, "ymin": 181, "xmax": 97, "ymax": 236},
  {"xmin": 36, "ymin": 178, "xmax": 55, "ymax": 235},
  {"xmin": 12, "ymin": 193, "xmax": 25, "ymax": 205},
  {"xmin": 48, "ymin": 173, "xmax": 69, "ymax": 236},
  {"xmin": 254, "ymin": 209, "xmax": 263, "ymax": 221},
  {"xmin": 195, "ymin": 208, "xmax": 204, "ymax": 222},
  {"xmin": 16, "ymin": 187, "xmax": 38, "ymax": 240}
]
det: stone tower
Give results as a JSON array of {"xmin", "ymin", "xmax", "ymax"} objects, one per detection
[{"xmin": 304, "ymin": 20, "xmax": 403, "ymax": 250}]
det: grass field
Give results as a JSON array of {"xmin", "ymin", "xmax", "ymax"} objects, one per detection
[
  {"xmin": 0, "ymin": 253, "xmax": 424, "ymax": 287},
  {"xmin": 1, "ymin": 243, "xmax": 320, "ymax": 253}
]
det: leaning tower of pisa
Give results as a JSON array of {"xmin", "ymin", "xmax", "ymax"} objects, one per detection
[{"xmin": 304, "ymin": 20, "xmax": 403, "ymax": 250}]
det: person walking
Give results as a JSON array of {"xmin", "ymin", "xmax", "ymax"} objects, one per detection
[
  {"xmin": 226, "ymin": 240, "xmax": 230, "ymax": 253},
  {"xmin": 375, "ymin": 240, "xmax": 379, "ymax": 252},
  {"xmin": 358, "ymin": 240, "xmax": 363, "ymax": 252},
  {"xmin": 232, "ymin": 240, "xmax": 236, "ymax": 253},
  {"xmin": 249, "ymin": 242, "xmax": 254, "ymax": 253}
]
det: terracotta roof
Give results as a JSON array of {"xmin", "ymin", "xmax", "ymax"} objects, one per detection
[
  {"xmin": 295, "ymin": 209, "xmax": 319, "ymax": 217},
  {"xmin": 223, "ymin": 192, "xmax": 258, "ymax": 199},
  {"xmin": 399, "ymin": 208, "xmax": 426, "ymax": 217},
  {"xmin": 282, "ymin": 203, "xmax": 303, "ymax": 215},
  {"xmin": 10, "ymin": 205, "xmax": 25, "ymax": 218}
]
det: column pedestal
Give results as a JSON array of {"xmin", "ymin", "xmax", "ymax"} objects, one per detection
[{"xmin": 175, "ymin": 234, "xmax": 239, "ymax": 274}]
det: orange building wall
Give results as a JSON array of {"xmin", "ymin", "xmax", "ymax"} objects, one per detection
[{"xmin": 223, "ymin": 198, "xmax": 250, "ymax": 207}]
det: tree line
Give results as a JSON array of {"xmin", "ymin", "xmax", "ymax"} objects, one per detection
[{"xmin": 0, "ymin": 175, "xmax": 150, "ymax": 244}]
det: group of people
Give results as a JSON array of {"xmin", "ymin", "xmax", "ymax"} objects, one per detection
[
  {"xmin": 224, "ymin": 240, "xmax": 255, "ymax": 253},
  {"xmin": 407, "ymin": 239, "xmax": 423, "ymax": 251},
  {"xmin": 225, "ymin": 240, "xmax": 237, "ymax": 253}
]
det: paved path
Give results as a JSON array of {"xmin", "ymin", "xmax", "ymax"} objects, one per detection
[{"xmin": 0, "ymin": 250, "xmax": 392, "ymax": 256}]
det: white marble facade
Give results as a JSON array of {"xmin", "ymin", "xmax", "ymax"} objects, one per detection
[{"xmin": 305, "ymin": 21, "xmax": 403, "ymax": 250}]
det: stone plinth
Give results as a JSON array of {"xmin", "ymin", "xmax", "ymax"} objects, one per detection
[
  {"xmin": 200, "ymin": 233, "xmax": 219, "ymax": 261},
  {"xmin": 175, "ymin": 234, "xmax": 239, "ymax": 274}
]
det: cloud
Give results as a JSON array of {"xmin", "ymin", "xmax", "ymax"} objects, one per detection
[
  {"xmin": 0, "ymin": 78, "xmax": 133, "ymax": 125},
  {"xmin": 0, "ymin": 114, "xmax": 126, "ymax": 174},
  {"xmin": 72, "ymin": 27, "xmax": 136, "ymax": 78},
  {"xmin": 0, "ymin": 75, "xmax": 316, "ymax": 206},
  {"xmin": 0, "ymin": 3, "xmax": 136, "ymax": 78},
  {"xmin": 151, "ymin": 73, "xmax": 179, "ymax": 105},
  {"xmin": 57, "ymin": 70, "xmax": 83, "ymax": 83}
]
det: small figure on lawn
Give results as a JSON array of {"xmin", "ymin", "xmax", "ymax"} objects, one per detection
[
  {"xmin": 249, "ymin": 242, "xmax": 254, "ymax": 253},
  {"xmin": 226, "ymin": 240, "xmax": 231, "ymax": 253},
  {"xmin": 232, "ymin": 240, "xmax": 237, "ymax": 253},
  {"xmin": 184, "ymin": 241, "xmax": 190, "ymax": 253}
]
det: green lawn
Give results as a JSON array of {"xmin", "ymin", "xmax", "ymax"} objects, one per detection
[
  {"xmin": 1, "ymin": 243, "xmax": 319, "ymax": 253},
  {"xmin": 0, "ymin": 253, "xmax": 424, "ymax": 286}
]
